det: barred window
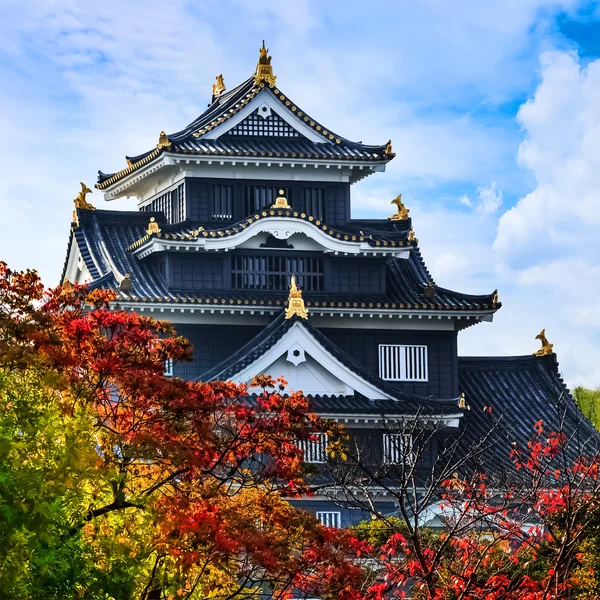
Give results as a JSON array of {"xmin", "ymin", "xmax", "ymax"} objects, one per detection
[
  {"xmin": 212, "ymin": 185, "xmax": 233, "ymax": 220},
  {"xmin": 164, "ymin": 359, "xmax": 174, "ymax": 377},
  {"xmin": 379, "ymin": 345, "xmax": 428, "ymax": 382},
  {"xmin": 232, "ymin": 255, "xmax": 323, "ymax": 291},
  {"xmin": 302, "ymin": 188, "xmax": 324, "ymax": 220},
  {"xmin": 226, "ymin": 109, "xmax": 300, "ymax": 137},
  {"xmin": 382, "ymin": 433, "xmax": 413, "ymax": 464},
  {"xmin": 244, "ymin": 186, "xmax": 289, "ymax": 214},
  {"xmin": 297, "ymin": 433, "xmax": 328, "ymax": 463},
  {"xmin": 316, "ymin": 511, "xmax": 341, "ymax": 528},
  {"xmin": 175, "ymin": 184, "xmax": 185, "ymax": 223}
]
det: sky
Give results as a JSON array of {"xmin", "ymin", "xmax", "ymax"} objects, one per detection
[{"xmin": 1, "ymin": 0, "xmax": 600, "ymax": 387}]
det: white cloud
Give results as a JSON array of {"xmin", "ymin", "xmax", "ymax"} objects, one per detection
[{"xmin": 0, "ymin": 2, "xmax": 599, "ymax": 387}]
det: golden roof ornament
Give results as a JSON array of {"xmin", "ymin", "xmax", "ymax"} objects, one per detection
[
  {"xmin": 73, "ymin": 182, "xmax": 94, "ymax": 223},
  {"xmin": 534, "ymin": 329, "xmax": 554, "ymax": 357},
  {"xmin": 272, "ymin": 189, "xmax": 291, "ymax": 209},
  {"xmin": 74, "ymin": 182, "xmax": 95, "ymax": 210},
  {"xmin": 285, "ymin": 275, "xmax": 308, "ymax": 320},
  {"xmin": 212, "ymin": 74, "xmax": 226, "ymax": 97},
  {"xmin": 253, "ymin": 40, "xmax": 277, "ymax": 88},
  {"xmin": 385, "ymin": 140, "xmax": 393, "ymax": 155},
  {"xmin": 389, "ymin": 194, "xmax": 409, "ymax": 221},
  {"xmin": 458, "ymin": 392, "xmax": 467, "ymax": 410},
  {"xmin": 492, "ymin": 290, "xmax": 499, "ymax": 306},
  {"xmin": 157, "ymin": 131, "xmax": 171, "ymax": 149},
  {"xmin": 146, "ymin": 217, "xmax": 161, "ymax": 236},
  {"xmin": 60, "ymin": 278, "xmax": 75, "ymax": 296},
  {"xmin": 408, "ymin": 228, "xmax": 416, "ymax": 242}
]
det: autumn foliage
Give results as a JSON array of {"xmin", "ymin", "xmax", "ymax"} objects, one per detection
[{"xmin": 2, "ymin": 260, "xmax": 600, "ymax": 599}]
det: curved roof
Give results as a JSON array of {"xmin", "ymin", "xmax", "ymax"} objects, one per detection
[
  {"xmin": 63, "ymin": 208, "xmax": 498, "ymax": 314},
  {"xmin": 97, "ymin": 76, "xmax": 394, "ymax": 190},
  {"xmin": 457, "ymin": 354, "xmax": 600, "ymax": 474}
]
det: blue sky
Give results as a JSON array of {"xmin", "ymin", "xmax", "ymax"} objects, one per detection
[{"xmin": 1, "ymin": 0, "xmax": 600, "ymax": 386}]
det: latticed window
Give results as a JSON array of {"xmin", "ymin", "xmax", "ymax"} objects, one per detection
[
  {"xmin": 175, "ymin": 184, "xmax": 185, "ymax": 222},
  {"xmin": 382, "ymin": 433, "xmax": 413, "ymax": 464},
  {"xmin": 211, "ymin": 185, "xmax": 233, "ymax": 220},
  {"xmin": 244, "ymin": 185, "xmax": 289, "ymax": 214},
  {"xmin": 148, "ymin": 191, "xmax": 172, "ymax": 223},
  {"xmin": 379, "ymin": 345, "xmax": 428, "ymax": 382},
  {"xmin": 231, "ymin": 255, "xmax": 323, "ymax": 291},
  {"xmin": 316, "ymin": 511, "xmax": 341, "ymax": 528},
  {"xmin": 226, "ymin": 108, "xmax": 300, "ymax": 137},
  {"xmin": 297, "ymin": 433, "xmax": 328, "ymax": 463}
]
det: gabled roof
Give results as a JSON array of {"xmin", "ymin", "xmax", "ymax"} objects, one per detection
[
  {"xmin": 62, "ymin": 208, "xmax": 498, "ymax": 318},
  {"xmin": 198, "ymin": 312, "xmax": 462, "ymax": 416},
  {"xmin": 96, "ymin": 56, "xmax": 394, "ymax": 190},
  {"xmin": 457, "ymin": 354, "xmax": 600, "ymax": 473}
]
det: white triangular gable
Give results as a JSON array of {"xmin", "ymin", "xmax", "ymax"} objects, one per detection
[
  {"xmin": 227, "ymin": 321, "xmax": 394, "ymax": 400},
  {"xmin": 203, "ymin": 89, "xmax": 326, "ymax": 143}
]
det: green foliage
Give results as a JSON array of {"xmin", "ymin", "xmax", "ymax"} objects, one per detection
[{"xmin": 573, "ymin": 386, "xmax": 600, "ymax": 430}]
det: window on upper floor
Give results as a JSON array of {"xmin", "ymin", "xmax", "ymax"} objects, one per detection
[
  {"xmin": 316, "ymin": 511, "xmax": 341, "ymax": 528},
  {"xmin": 211, "ymin": 184, "xmax": 233, "ymax": 220},
  {"xmin": 297, "ymin": 433, "xmax": 328, "ymax": 463},
  {"xmin": 378, "ymin": 344, "xmax": 428, "ymax": 382},
  {"xmin": 382, "ymin": 433, "xmax": 413, "ymax": 464},
  {"xmin": 244, "ymin": 185, "xmax": 289, "ymax": 214},
  {"xmin": 302, "ymin": 187, "xmax": 324, "ymax": 220},
  {"xmin": 164, "ymin": 359, "xmax": 174, "ymax": 377},
  {"xmin": 142, "ymin": 183, "xmax": 185, "ymax": 224},
  {"xmin": 231, "ymin": 255, "xmax": 324, "ymax": 291}
]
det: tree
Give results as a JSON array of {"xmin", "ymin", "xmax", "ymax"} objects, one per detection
[
  {"xmin": 318, "ymin": 405, "xmax": 600, "ymax": 599},
  {"xmin": 573, "ymin": 386, "xmax": 600, "ymax": 430},
  {"xmin": 0, "ymin": 262, "xmax": 353, "ymax": 599}
]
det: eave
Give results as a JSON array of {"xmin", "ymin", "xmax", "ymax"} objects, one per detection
[{"xmin": 128, "ymin": 214, "xmax": 414, "ymax": 258}]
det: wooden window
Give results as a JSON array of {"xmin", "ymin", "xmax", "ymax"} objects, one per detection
[
  {"xmin": 175, "ymin": 184, "xmax": 185, "ymax": 222},
  {"xmin": 297, "ymin": 433, "xmax": 328, "ymax": 463},
  {"xmin": 244, "ymin": 186, "xmax": 288, "ymax": 214},
  {"xmin": 378, "ymin": 345, "xmax": 428, "ymax": 382},
  {"xmin": 164, "ymin": 359, "xmax": 174, "ymax": 377},
  {"xmin": 382, "ymin": 433, "xmax": 413, "ymax": 464},
  {"xmin": 303, "ymin": 188, "xmax": 324, "ymax": 220},
  {"xmin": 316, "ymin": 511, "xmax": 341, "ymax": 528},
  {"xmin": 231, "ymin": 255, "xmax": 323, "ymax": 291},
  {"xmin": 211, "ymin": 184, "xmax": 233, "ymax": 220}
]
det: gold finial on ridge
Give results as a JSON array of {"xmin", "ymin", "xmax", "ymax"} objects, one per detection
[
  {"xmin": 146, "ymin": 217, "xmax": 161, "ymax": 236},
  {"xmin": 74, "ymin": 182, "xmax": 94, "ymax": 210},
  {"xmin": 385, "ymin": 140, "xmax": 393, "ymax": 155},
  {"xmin": 285, "ymin": 275, "xmax": 308, "ymax": 320},
  {"xmin": 458, "ymin": 392, "xmax": 467, "ymax": 410},
  {"xmin": 212, "ymin": 74, "xmax": 226, "ymax": 97},
  {"xmin": 389, "ymin": 194, "xmax": 409, "ymax": 221},
  {"xmin": 60, "ymin": 278, "xmax": 75, "ymax": 296},
  {"xmin": 408, "ymin": 228, "xmax": 416, "ymax": 242},
  {"xmin": 157, "ymin": 131, "xmax": 171, "ymax": 149},
  {"xmin": 253, "ymin": 40, "xmax": 277, "ymax": 88},
  {"xmin": 534, "ymin": 329, "xmax": 554, "ymax": 357},
  {"xmin": 492, "ymin": 290, "xmax": 499, "ymax": 306},
  {"xmin": 272, "ymin": 189, "xmax": 291, "ymax": 209},
  {"xmin": 73, "ymin": 182, "xmax": 94, "ymax": 223}
]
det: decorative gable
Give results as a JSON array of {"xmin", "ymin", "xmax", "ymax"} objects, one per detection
[
  {"xmin": 224, "ymin": 106, "xmax": 301, "ymax": 138},
  {"xmin": 222, "ymin": 321, "xmax": 395, "ymax": 400}
]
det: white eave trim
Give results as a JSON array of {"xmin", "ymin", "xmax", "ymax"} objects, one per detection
[
  {"xmin": 131, "ymin": 216, "xmax": 411, "ymax": 259},
  {"xmin": 102, "ymin": 154, "xmax": 387, "ymax": 200},
  {"xmin": 317, "ymin": 412, "xmax": 463, "ymax": 428},
  {"xmin": 114, "ymin": 301, "xmax": 497, "ymax": 323}
]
